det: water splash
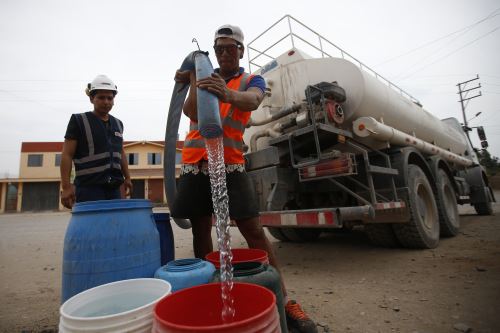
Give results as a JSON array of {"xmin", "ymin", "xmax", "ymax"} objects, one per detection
[{"xmin": 205, "ymin": 137, "xmax": 235, "ymax": 322}]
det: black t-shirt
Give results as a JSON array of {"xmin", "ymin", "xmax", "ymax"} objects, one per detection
[{"xmin": 64, "ymin": 114, "xmax": 80, "ymax": 140}]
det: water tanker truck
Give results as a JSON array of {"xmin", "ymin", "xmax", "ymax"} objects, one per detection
[{"xmin": 242, "ymin": 15, "xmax": 495, "ymax": 249}]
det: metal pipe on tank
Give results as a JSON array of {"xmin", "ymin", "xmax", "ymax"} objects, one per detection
[
  {"xmin": 250, "ymin": 123, "xmax": 282, "ymax": 152},
  {"xmin": 353, "ymin": 117, "xmax": 474, "ymax": 167},
  {"xmin": 247, "ymin": 104, "xmax": 302, "ymax": 127}
]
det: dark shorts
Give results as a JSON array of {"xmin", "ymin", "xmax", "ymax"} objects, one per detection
[
  {"xmin": 170, "ymin": 169, "xmax": 259, "ymax": 220},
  {"xmin": 75, "ymin": 185, "xmax": 122, "ymax": 203}
]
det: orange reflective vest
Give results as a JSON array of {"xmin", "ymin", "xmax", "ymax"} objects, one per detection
[{"xmin": 182, "ymin": 72, "xmax": 253, "ymax": 164}]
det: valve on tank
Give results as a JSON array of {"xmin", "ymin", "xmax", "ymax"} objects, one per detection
[
  {"xmin": 326, "ymin": 100, "xmax": 344, "ymax": 124},
  {"xmin": 305, "ymin": 81, "xmax": 346, "ymax": 125},
  {"xmin": 305, "ymin": 81, "xmax": 346, "ymax": 104}
]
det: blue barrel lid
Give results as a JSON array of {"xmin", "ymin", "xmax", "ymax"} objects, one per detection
[{"xmin": 72, "ymin": 199, "xmax": 153, "ymax": 214}]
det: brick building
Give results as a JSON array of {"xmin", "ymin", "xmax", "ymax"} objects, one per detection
[{"xmin": 0, "ymin": 140, "xmax": 183, "ymax": 213}]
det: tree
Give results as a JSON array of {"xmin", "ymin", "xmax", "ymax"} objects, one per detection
[{"xmin": 477, "ymin": 149, "xmax": 500, "ymax": 176}]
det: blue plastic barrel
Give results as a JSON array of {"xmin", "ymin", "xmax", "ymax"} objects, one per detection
[
  {"xmin": 152, "ymin": 213, "xmax": 175, "ymax": 266},
  {"xmin": 61, "ymin": 199, "xmax": 161, "ymax": 303},
  {"xmin": 154, "ymin": 258, "xmax": 215, "ymax": 292}
]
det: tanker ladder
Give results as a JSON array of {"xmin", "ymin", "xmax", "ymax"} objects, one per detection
[
  {"xmin": 294, "ymin": 135, "xmax": 409, "ymax": 226},
  {"xmin": 262, "ymin": 126, "xmax": 410, "ymax": 228},
  {"xmin": 256, "ymin": 128, "xmax": 410, "ymax": 243}
]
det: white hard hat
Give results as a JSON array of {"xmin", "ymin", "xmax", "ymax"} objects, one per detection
[{"xmin": 87, "ymin": 75, "xmax": 118, "ymax": 95}]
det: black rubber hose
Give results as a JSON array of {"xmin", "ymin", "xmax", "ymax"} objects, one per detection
[
  {"xmin": 163, "ymin": 51, "xmax": 222, "ymax": 229},
  {"xmin": 163, "ymin": 52, "xmax": 197, "ymax": 229}
]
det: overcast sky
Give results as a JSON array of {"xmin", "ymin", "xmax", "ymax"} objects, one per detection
[{"xmin": 1, "ymin": 0, "xmax": 499, "ymax": 177}]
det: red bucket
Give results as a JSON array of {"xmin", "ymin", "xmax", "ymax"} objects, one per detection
[
  {"xmin": 205, "ymin": 248, "xmax": 269, "ymax": 269},
  {"xmin": 153, "ymin": 282, "xmax": 279, "ymax": 333}
]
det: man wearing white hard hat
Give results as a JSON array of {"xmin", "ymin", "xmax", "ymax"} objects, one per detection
[
  {"xmin": 172, "ymin": 25, "xmax": 318, "ymax": 333},
  {"xmin": 60, "ymin": 75, "xmax": 132, "ymax": 209}
]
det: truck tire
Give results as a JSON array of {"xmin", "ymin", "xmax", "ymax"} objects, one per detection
[
  {"xmin": 436, "ymin": 169, "xmax": 460, "ymax": 237},
  {"xmin": 474, "ymin": 202, "xmax": 493, "ymax": 215},
  {"xmin": 364, "ymin": 224, "xmax": 400, "ymax": 247},
  {"xmin": 393, "ymin": 164, "xmax": 440, "ymax": 249},
  {"xmin": 281, "ymin": 228, "xmax": 322, "ymax": 242},
  {"xmin": 267, "ymin": 227, "xmax": 290, "ymax": 242}
]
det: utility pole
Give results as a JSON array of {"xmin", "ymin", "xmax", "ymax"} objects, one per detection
[{"xmin": 457, "ymin": 75, "xmax": 482, "ymax": 130}]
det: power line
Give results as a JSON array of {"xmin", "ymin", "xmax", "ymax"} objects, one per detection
[
  {"xmin": 0, "ymin": 79, "xmax": 171, "ymax": 82},
  {"xmin": 376, "ymin": 8, "xmax": 500, "ymax": 67},
  {"xmin": 397, "ymin": 26, "xmax": 500, "ymax": 81},
  {"xmin": 397, "ymin": 74, "xmax": 477, "ymax": 79},
  {"xmin": 457, "ymin": 76, "xmax": 482, "ymax": 134},
  {"xmin": 0, "ymin": 88, "xmax": 169, "ymax": 93},
  {"xmin": 0, "ymin": 99, "xmax": 170, "ymax": 102},
  {"xmin": 0, "ymin": 89, "xmax": 64, "ymax": 112},
  {"xmin": 393, "ymin": 24, "xmax": 490, "ymax": 79}
]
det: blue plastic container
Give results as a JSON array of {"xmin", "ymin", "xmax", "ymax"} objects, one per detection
[
  {"xmin": 154, "ymin": 258, "xmax": 215, "ymax": 292},
  {"xmin": 153, "ymin": 213, "xmax": 175, "ymax": 266},
  {"xmin": 61, "ymin": 199, "xmax": 161, "ymax": 303}
]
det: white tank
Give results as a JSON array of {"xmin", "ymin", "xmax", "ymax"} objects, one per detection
[{"xmin": 245, "ymin": 48, "xmax": 469, "ymax": 157}]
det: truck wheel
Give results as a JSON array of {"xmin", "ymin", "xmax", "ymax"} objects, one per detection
[
  {"xmin": 436, "ymin": 169, "xmax": 460, "ymax": 237},
  {"xmin": 267, "ymin": 227, "xmax": 290, "ymax": 242},
  {"xmin": 393, "ymin": 165, "xmax": 440, "ymax": 249},
  {"xmin": 281, "ymin": 228, "xmax": 322, "ymax": 242},
  {"xmin": 364, "ymin": 224, "xmax": 400, "ymax": 247},
  {"xmin": 474, "ymin": 202, "xmax": 493, "ymax": 215}
]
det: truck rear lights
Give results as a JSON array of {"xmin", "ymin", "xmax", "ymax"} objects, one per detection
[{"xmin": 299, "ymin": 153, "xmax": 356, "ymax": 179}]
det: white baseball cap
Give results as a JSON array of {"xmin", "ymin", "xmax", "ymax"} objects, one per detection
[{"xmin": 214, "ymin": 24, "xmax": 244, "ymax": 44}]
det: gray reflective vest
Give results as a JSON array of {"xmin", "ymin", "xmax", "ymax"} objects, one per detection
[{"xmin": 72, "ymin": 112, "xmax": 124, "ymax": 186}]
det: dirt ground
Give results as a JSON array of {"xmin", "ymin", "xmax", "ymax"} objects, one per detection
[{"xmin": 0, "ymin": 193, "xmax": 499, "ymax": 333}]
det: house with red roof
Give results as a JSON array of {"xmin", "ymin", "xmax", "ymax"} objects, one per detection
[{"xmin": 0, "ymin": 140, "xmax": 183, "ymax": 213}]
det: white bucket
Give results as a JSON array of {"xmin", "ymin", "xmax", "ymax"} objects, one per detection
[{"xmin": 59, "ymin": 278, "xmax": 171, "ymax": 333}]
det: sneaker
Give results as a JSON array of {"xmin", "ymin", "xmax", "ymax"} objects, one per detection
[{"xmin": 285, "ymin": 300, "xmax": 318, "ymax": 333}]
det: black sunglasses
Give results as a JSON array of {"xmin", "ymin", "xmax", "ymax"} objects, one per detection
[{"xmin": 213, "ymin": 44, "xmax": 241, "ymax": 56}]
